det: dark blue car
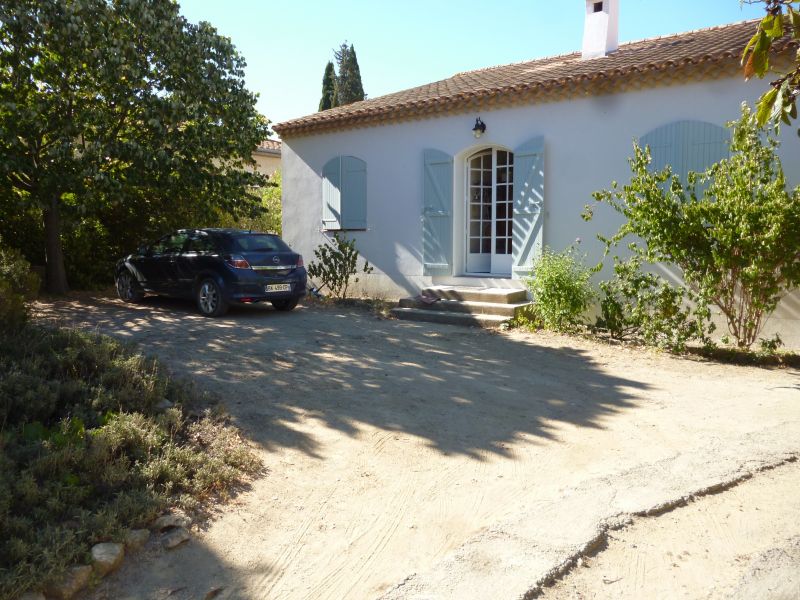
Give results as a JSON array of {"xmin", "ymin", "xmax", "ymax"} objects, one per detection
[{"xmin": 115, "ymin": 228, "xmax": 307, "ymax": 317}]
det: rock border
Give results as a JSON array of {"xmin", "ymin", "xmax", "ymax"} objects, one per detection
[{"xmin": 18, "ymin": 511, "xmax": 193, "ymax": 600}]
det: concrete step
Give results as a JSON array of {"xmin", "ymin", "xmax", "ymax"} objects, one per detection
[
  {"xmin": 398, "ymin": 297, "xmax": 531, "ymax": 318},
  {"xmin": 390, "ymin": 307, "xmax": 509, "ymax": 328},
  {"xmin": 420, "ymin": 285, "xmax": 528, "ymax": 304}
]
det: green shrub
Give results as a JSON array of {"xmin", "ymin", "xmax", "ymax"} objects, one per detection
[
  {"xmin": 0, "ymin": 195, "xmax": 44, "ymax": 267},
  {"xmin": 212, "ymin": 173, "xmax": 283, "ymax": 235},
  {"xmin": 63, "ymin": 216, "xmax": 117, "ymax": 290},
  {"xmin": 586, "ymin": 104, "xmax": 800, "ymax": 348},
  {"xmin": 758, "ymin": 333, "xmax": 784, "ymax": 355},
  {"xmin": 0, "ymin": 242, "xmax": 39, "ymax": 328},
  {"xmin": 507, "ymin": 303, "xmax": 543, "ymax": 331},
  {"xmin": 0, "ymin": 324, "xmax": 261, "ymax": 597},
  {"xmin": 597, "ymin": 257, "xmax": 714, "ymax": 352},
  {"xmin": 307, "ymin": 232, "xmax": 373, "ymax": 299},
  {"xmin": 526, "ymin": 246, "xmax": 594, "ymax": 332}
]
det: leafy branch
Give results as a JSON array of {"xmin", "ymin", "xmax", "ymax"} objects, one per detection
[{"xmin": 741, "ymin": 0, "xmax": 800, "ymax": 126}]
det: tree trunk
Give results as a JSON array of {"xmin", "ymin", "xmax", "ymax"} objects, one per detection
[{"xmin": 43, "ymin": 198, "xmax": 69, "ymax": 294}]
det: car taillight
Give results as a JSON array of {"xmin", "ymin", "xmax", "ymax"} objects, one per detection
[
  {"xmin": 297, "ymin": 255, "xmax": 304, "ymax": 268},
  {"xmin": 225, "ymin": 255, "xmax": 251, "ymax": 269}
]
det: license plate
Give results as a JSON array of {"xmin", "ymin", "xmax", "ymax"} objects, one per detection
[{"xmin": 265, "ymin": 283, "xmax": 291, "ymax": 292}]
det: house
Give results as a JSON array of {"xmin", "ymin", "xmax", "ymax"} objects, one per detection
[
  {"xmin": 252, "ymin": 139, "xmax": 281, "ymax": 177},
  {"xmin": 274, "ymin": 1, "xmax": 800, "ymax": 344}
]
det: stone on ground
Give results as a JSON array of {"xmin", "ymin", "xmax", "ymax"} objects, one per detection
[
  {"xmin": 162, "ymin": 527, "xmax": 191, "ymax": 549},
  {"xmin": 91, "ymin": 542, "xmax": 125, "ymax": 577},
  {"xmin": 152, "ymin": 512, "xmax": 192, "ymax": 531},
  {"xmin": 43, "ymin": 564, "xmax": 92, "ymax": 599},
  {"xmin": 124, "ymin": 528, "xmax": 151, "ymax": 551}
]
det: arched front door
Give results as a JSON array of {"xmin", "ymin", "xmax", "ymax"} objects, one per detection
[{"xmin": 465, "ymin": 148, "xmax": 513, "ymax": 275}]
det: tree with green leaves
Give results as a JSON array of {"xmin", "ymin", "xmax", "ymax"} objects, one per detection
[
  {"xmin": 319, "ymin": 60, "xmax": 338, "ymax": 111},
  {"xmin": 214, "ymin": 170, "xmax": 283, "ymax": 235},
  {"xmin": 0, "ymin": 0, "xmax": 270, "ymax": 293},
  {"xmin": 334, "ymin": 42, "xmax": 365, "ymax": 106},
  {"xmin": 585, "ymin": 104, "xmax": 800, "ymax": 348},
  {"xmin": 741, "ymin": 0, "xmax": 800, "ymax": 127}
]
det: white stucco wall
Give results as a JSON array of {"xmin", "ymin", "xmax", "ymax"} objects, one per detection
[{"xmin": 282, "ymin": 76, "xmax": 800, "ymax": 346}]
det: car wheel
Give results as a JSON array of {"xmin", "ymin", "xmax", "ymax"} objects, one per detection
[
  {"xmin": 196, "ymin": 278, "xmax": 229, "ymax": 317},
  {"xmin": 271, "ymin": 298, "xmax": 299, "ymax": 312},
  {"xmin": 116, "ymin": 270, "xmax": 144, "ymax": 303}
]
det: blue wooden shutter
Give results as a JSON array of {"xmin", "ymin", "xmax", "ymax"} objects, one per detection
[
  {"xmin": 640, "ymin": 120, "xmax": 729, "ymax": 179},
  {"xmin": 322, "ymin": 157, "xmax": 342, "ymax": 230},
  {"xmin": 341, "ymin": 156, "xmax": 367, "ymax": 229},
  {"xmin": 422, "ymin": 149, "xmax": 453, "ymax": 276},
  {"xmin": 511, "ymin": 136, "xmax": 545, "ymax": 279}
]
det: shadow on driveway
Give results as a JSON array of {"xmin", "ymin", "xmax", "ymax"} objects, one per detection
[{"xmin": 38, "ymin": 295, "xmax": 650, "ymax": 461}]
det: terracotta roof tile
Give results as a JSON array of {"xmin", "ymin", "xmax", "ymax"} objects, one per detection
[
  {"xmin": 255, "ymin": 139, "xmax": 282, "ymax": 154},
  {"xmin": 274, "ymin": 20, "xmax": 795, "ymax": 137}
]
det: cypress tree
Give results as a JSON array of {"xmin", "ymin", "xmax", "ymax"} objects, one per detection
[
  {"xmin": 318, "ymin": 61, "xmax": 337, "ymax": 111},
  {"xmin": 345, "ymin": 44, "xmax": 365, "ymax": 103},
  {"xmin": 334, "ymin": 42, "xmax": 365, "ymax": 106}
]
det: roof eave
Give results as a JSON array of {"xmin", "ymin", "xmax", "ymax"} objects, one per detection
[
  {"xmin": 274, "ymin": 39, "xmax": 796, "ymax": 139},
  {"xmin": 254, "ymin": 148, "xmax": 281, "ymax": 156},
  {"xmin": 274, "ymin": 54, "xmax": 739, "ymax": 138}
]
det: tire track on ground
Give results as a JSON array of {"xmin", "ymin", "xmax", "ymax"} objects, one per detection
[
  {"xmin": 335, "ymin": 483, "xmax": 414, "ymax": 600},
  {"xmin": 256, "ymin": 484, "xmax": 340, "ymax": 598},
  {"xmin": 300, "ymin": 429, "xmax": 417, "ymax": 600}
]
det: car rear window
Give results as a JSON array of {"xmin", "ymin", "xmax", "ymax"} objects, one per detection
[{"xmin": 232, "ymin": 234, "xmax": 291, "ymax": 253}]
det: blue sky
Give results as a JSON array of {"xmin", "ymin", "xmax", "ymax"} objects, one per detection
[{"xmin": 176, "ymin": 1, "xmax": 766, "ymax": 130}]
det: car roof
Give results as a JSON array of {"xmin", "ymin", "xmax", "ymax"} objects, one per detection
[
  {"xmin": 174, "ymin": 228, "xmax": 279, "ymax": 237},
  {"xmin": 199, "ymin": 228, "xmax": 278, "ymax": 237}
]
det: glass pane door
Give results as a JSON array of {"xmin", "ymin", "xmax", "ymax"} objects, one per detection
[
  {"xmin": 466, "ymin": 150, "xmax": 492, "ymax": 273},
  {"xmin": 492, "ymin": 150, "xmax": 513, "ymax": 274},
  {"xmin": 465, "ymin": 148, "xmax": 514, "ymax": 275}
]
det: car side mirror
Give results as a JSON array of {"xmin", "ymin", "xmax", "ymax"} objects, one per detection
[{"xmin": 138, "ymin": 245, "xmax": 150, "ymax": 256}]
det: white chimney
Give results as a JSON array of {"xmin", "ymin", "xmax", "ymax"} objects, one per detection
[{"xmin": 582, "ymin": 0, "xmax": 619, "ymax": 60}]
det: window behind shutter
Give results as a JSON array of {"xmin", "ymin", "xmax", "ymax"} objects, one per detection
[
  {"xmin": 341, "ymin": 156, "xmax": 367, "ymax": 229},
  {"xmin": 640, "ymin": 120, "xmax": 729, "ymax": 179},
  {"xmin": 511, "ymin": 136, "xmax": 545, "ymax": 279},
  {"xmin": 322, "ymin": 157, "xmax": 342, "ymax": 230},
  {"xmin": 422, "ymin": 149, "xmax": 454, "ymax": 276}
]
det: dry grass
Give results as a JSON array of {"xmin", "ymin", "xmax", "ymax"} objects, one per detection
[{"xmin": 0, "ymin": 324, "xmax": 262, "ymax": 598}]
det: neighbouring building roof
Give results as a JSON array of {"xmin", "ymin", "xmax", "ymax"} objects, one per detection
[
  {"xmin": 274, "ymin": 20, "xmax": 795, "ymax": 138},
  {"xmin": 255, "ymin": 139, "xmax": 282, "ymax": 155}
]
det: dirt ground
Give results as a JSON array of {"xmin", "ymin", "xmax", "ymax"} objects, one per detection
[
  {"xmin": 34, "ymin": 296, "xmax": 800, "ymax": 600},
  {"xmin": 538, "ymin": 460, "xmax": 800, "ymax": 600}
]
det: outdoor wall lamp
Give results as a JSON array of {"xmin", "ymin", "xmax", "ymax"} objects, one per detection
[{"xmin": 472, "ymin": 117, "xmax": 486, "ymax": 138}]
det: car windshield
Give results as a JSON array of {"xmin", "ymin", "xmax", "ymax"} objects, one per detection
[{"xmin": 232, "ymin": 234, "xmax": 291, "ymax": 253}]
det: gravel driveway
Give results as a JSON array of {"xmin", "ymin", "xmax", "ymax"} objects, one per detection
[{"xmin": 36, "ymin": 295, "xmax": 800, "ymax": 600}]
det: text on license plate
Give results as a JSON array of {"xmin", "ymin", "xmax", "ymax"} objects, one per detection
[{"xmin": 265, "ymin": 283, "xmax": 291, "ymax": 292}]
